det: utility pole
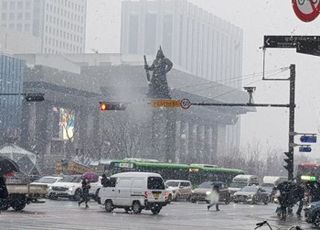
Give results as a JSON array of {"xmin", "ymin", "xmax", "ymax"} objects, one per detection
[{"xmin": 287, "ymin": 64, "xmax": 296, "ymax": 181}]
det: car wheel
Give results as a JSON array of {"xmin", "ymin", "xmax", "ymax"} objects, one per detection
[
  {"xmin": 48, "ymin": 193, "xmax": 58, "ymax": 200},
  {"xmin": 263, "ymin": 198, "xmax": 269, "ymax": 205},
  {"xmin": 105, "ymin": 200, "xmax": 114, "ymax": 213},
  {"xmin": 168, "ymin": 194, "xmax": 173, "ymax": 203},
  {"xmin": 313, "ymin": 211, "xmax": 320, "ymax": 227},
  {"xmin": 151, "ymin": 206, "xmax": 161, "ymax": 215},
  {"xmin": 11, "ymin": 200, "xmax": 26, "ymax": 211},
  {"xmin": 190, "ymin": 198, "xmax": 196, "ymax": 203},
  {"xmin": 132, "ymin": 201, "xmax": 142, "ymax": 214}
]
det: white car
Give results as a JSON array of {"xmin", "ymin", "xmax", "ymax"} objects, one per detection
[
  {"xmin": 89, "ymin": 176, "xmax": 102, "ymax": 202},
  {"xmin": 48, "ymin": 175, "xmax": 82, "ymax": 201},
  {"xmin": 31, "ymin": 176, "xmax": 63, "ymax": 195},
  {"xmin": 165, "ymin": 180, "xmax": 193, "ymax": 201}
]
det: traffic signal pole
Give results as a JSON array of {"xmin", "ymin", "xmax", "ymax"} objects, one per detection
[{"xmin": 288, "ymin": 64, "xmax": 296, "ymax": 181}]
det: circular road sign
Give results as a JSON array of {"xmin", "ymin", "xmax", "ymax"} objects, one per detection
[
  {"xmin": 292, "ymin": 0, "xmax": 320, "ymax": 22},
  {"xmin": 180, "ymin": 98, "xmax": 192, "ymax": 109}
]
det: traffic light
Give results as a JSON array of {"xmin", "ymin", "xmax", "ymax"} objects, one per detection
[
  {"xmin": 283, "ymin": 152, "xmax": 293, "ymax": 174},
  {"xmin": 24, "ymin": 93, "xmax": 45, "ymax": 102},
  {"xmin": 99, "ymin": 102, "xmax": 127, "ymax": 111}
]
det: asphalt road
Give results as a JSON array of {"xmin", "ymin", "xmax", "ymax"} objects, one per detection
[{"xmin": 0, "ymin": 200, "xmax": 316, "ymax": 230}]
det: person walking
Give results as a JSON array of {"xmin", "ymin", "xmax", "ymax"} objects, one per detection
[
  {"xmin": 78, "ymin": 178, "xmax": 91, "ymax": 208},
  {"xmin": 207, "ymin": 184, "xmax": 220, "ymax": 211}
]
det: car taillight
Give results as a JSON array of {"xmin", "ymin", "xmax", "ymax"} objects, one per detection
[{"xmin": 144, "ymin": 191, "xmax": 148, "ymax": 199}]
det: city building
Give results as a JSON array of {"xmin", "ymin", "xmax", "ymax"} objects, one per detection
[
  {"xmin": 0, "ymin": 54, "xmax": 25, "ymax": 142},
  {"xmin": 0, "ymin": 0, "xmax": 87, "ymax": 54},
  {"xmin": 13, "ymin": 53, "xmax": 252, "ymax": 173},
  {"xmin": 121, "ymin": 0, "xmax": 244, "ymax": 150}
]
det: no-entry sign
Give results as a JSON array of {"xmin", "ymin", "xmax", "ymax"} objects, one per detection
[{"xmin": 292, "ymin": 0, "xmax": 320, "ymax": 22}]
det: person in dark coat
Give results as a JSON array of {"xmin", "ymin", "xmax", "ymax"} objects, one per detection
[
  {"xmin": 207, "ymin": 184, "xmax": 220, "ymax": 211},
  {"xmin": 78, "ymin": 178, "xmax": 91, "ymax": 208},
  {"xmin": 0, "ymin": 176, "xmax": 8, "ymax": 199}
]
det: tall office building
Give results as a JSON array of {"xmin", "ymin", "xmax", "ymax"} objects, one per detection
[
  {"xmin": 121, "ymin": 0, "xmax": 243, "ymax": 89},
  {"xmin": 0, "ymin": 0, "xmax": 87, "ymax": 54},
  {"xmin": 121, "ymin": 0, "xmax": 244, "ymax": 150}
]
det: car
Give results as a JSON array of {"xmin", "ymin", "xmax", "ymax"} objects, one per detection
[
  {"xmin": 305, "ymin": 201, "xmax": 320, "ymax": 227},
  {"xmin": 189, "ymin": 181, "xmax": 231, "ymax": 204},
  {"xmin": 232, "ymin": 185, "xmax": 269, "ymax": 205},
  {"xmin": 165, "ymin": 180, "xmax": 192, "ymax": 201},
  {"xmin": 89, "ymin": 176, "xmax": 102, "ymax": 202},
  {"xmin": 31, "ymin": 176, "xmax": 63, "ymax": 196},
  {"xmin": 48, "ymin": 175, "xmax": 82, "ymax": 201}
]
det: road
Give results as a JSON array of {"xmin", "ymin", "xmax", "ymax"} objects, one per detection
[{"xmin": 0, "ymin": 200, "xmax": 315, "ymax": 230}]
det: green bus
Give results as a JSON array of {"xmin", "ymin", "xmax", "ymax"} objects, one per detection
[{"xmin": 106, "ymin": 159, "xmax": 244, "ymax": 186}]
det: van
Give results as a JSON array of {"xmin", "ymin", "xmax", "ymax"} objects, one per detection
[
  {"xmin": 228, "ymin": 175, "xmax": 259, "ymax": 194},
  {"xmin": 98, "ymin": 172, "xmax": 167, "ymax": 215}
]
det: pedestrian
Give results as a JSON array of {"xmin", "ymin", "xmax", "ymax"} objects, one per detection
[
  {"xmin": 294, "ymin": 183, "xmax": 305, "ymax": 217},
  {"xmin": 0, "ymin": 176, "xmax": 8, "ymax": 199},
  {"xmin": 101, "ymin": 174, "xmax": 110, "ymax": 187},
  {"xmin": 78, "ymin": 178, "xmax": 91, "ymax": 208},
  {"xmin": 207, "ymin": 184, "xmax": 220, "ymax": 211}
]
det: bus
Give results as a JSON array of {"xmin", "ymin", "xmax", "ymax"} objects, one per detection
[
  {"xmin": 296, "ymin": 163, "xmax": 320, "ymax": 183},
  {"xmin": 107, "ymin": 159, "xmax": 244, "ymax": 186}
]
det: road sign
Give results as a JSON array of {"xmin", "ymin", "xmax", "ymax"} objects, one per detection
[
  {"xmin": 24, "ymin": 93, "xmax": 45, "ymax": 102},
  {"xmin": 151, "ymin": 99, "xmax": 181, "ymax": 108},
  {"xmin": 300, "ymin": 135, "xmax": 317, "ymax": 143},
  {"xmin": 180, "ymin": 98, "xmax": 192, "ymax": 109},
  {"xmin": 264, "ymin": 35, "xmax": 320, "ymax": 48},
  {"xmin": 297, "ymin": 39, "xmax": 320, "ymax": 56},
  {"xmin": 299, "ymin": 146, "xmax": 312, "ymax": 152},
  {"xmin": 292, "ymin": 0, "xmax": 320, "ymax": 22}
]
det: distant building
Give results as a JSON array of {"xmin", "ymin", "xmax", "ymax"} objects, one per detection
[
  {"xmin": 0, "ymin": 54, "xmax": 25, "ymax": 142},
  {"xmin": 121, "ymin": 0, "xmax": 244, "ymax": 150},
  {"xmin": 0, "ymin": 0, "xmax": 87, "ymax": 54}
]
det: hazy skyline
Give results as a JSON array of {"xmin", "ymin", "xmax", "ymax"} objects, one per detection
[{"xmin": 86, "ymin": 0, "xmax": 320, "ymax": 157}]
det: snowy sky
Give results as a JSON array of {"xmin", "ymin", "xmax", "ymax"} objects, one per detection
[{"xmin": 86, "ymin": 0, "xmax": 320, "ymax": 157}]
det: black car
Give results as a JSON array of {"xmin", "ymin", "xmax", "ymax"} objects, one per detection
[{"xmin": 233, "ymin": 185, "xmax": 269, "ymax": 205}]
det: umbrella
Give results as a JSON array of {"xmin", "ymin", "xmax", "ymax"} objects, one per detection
[
  {"xmin": 82, "ymin": 172, "xmax": 98, "ymax": 183},
  {"xmin": 0, "ymin": 156, "xmax": 19, "ymax": 176}
]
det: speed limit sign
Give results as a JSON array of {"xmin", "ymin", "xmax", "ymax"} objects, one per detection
[
  {"xmin": 292, "ymin": 0, "xmax": 320, "ymax": 22},
  {"xmin": 180, "ymin": 98, "xmax": 192, "ymax": 109}
]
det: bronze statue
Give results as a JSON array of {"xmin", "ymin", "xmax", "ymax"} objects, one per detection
[{"xmin": 144, "ymin": 47, "xmax": 173, "ymax": 99}]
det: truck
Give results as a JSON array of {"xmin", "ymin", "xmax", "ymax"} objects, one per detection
[{"xmin": 1, "ymin": 176, "xmax": 48, "ymax": 211}]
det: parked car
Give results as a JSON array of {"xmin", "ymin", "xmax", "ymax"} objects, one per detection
[
  {"xmin": 89, "ymin": 176, "xmax": 102, "ymax": 202},
  {"xmin": 233, "ymin": 185, "xmax": 269, "ymax": 205},
  {"xmin": 189, "ymin": 181, "xmax": 231, "ymax": 204},
  {"xmin": 305, "ymin": 201, "xmax": 320, "ymax": 227},
  {"xmin": 48, "ymin": 175, "xmax": 82, "ymax": 201},
  {"xmin": 165, "ymin": 180, "xmax": 192, "ymax": 201}
]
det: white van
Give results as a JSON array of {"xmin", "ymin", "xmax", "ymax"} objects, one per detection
[
  {"xmin": 98, "ymin": 172, "xmax": 167, "ymax": 215},
  {"xmin": 228, "ymin": 175, "xmax": 259, "ymax": 194}
]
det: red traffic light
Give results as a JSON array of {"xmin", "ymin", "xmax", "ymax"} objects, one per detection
[{"xmin": 99, "ymin": 102, "xmax": 127, "ymax": 111}]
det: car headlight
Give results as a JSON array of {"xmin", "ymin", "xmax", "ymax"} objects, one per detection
[
  {"xmin": 69, "ymin": 187, "xmax": 73, "ymax": 191},
  {"xmin": 206, "ymin": 191, "xmax": 212, "ymax": 195}
]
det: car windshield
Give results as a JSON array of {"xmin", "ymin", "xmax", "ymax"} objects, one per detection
[
  {"xmin": 35, "ymin": 177, "xmax": 58, "ymax": 184},
  {"xmin": 60, "ymin": 176, "xmax": 81, "ymax": 183},
  {"xmin": 198, "ymin": 182, "xmax": 214, "ymax": 189},
  {"xmin": 241, "ymin": 186, "xmax": 258, "ymax": 192},
  {"xmin": 166, "ymin": 181, "xmax": 179, "ymax": 187},
  {"xmin": 230, "ymin": 182, "xmax": 247, "ymax": 188}
]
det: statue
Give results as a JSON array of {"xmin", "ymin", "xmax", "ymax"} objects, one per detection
[{"xmin": 144, "ymin": 47, "xmax": 173, "ymax": 99}]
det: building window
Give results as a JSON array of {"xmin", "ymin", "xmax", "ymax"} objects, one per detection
[
  {"xmin": 25, "ymin": 1, "xmax": 31, "ymax": 9},
  {"xmin": 17, "ymin": 24, "xmax": 22, "ymax": 31},
  {"xmin": 128, "ymin": 15, "xmax": 139, "ymax": 54},
  {"xmin": 9, "ymin": 1, "xmax": 15, "ymax": 10},
  {"xmin": 24, "ymin": 24, "xmax": 30, "ymax": 32},
  {"xmin": 1, "ymin": 13, "xmax": 6, "ymax": 21},
  {"xmin": 17, "ymin": 1, "xmax": 23, "ymax": 9},
  {"xmin": 2, "ymin": 1, "xmax": 8, "ymax": 9},
  {"xmin": 25, "ymin": 12, "xmax": 31, "ymax": 20},
  {"xmin": 18, "ymin": 13, "xmax": 23, "ymax": 20},
  {"xmin": 9, "ymin": 13, "xmax": 15, "ymax": 20}
]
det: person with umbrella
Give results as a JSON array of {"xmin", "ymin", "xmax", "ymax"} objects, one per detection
[{"xmin": 78, "ymin": 178, "xmax": 91, "ymax": 208}]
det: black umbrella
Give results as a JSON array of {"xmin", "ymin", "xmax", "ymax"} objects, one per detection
[{"xmin": 0, "ymin": 156, "xmax": 19, "ymax": 176}]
